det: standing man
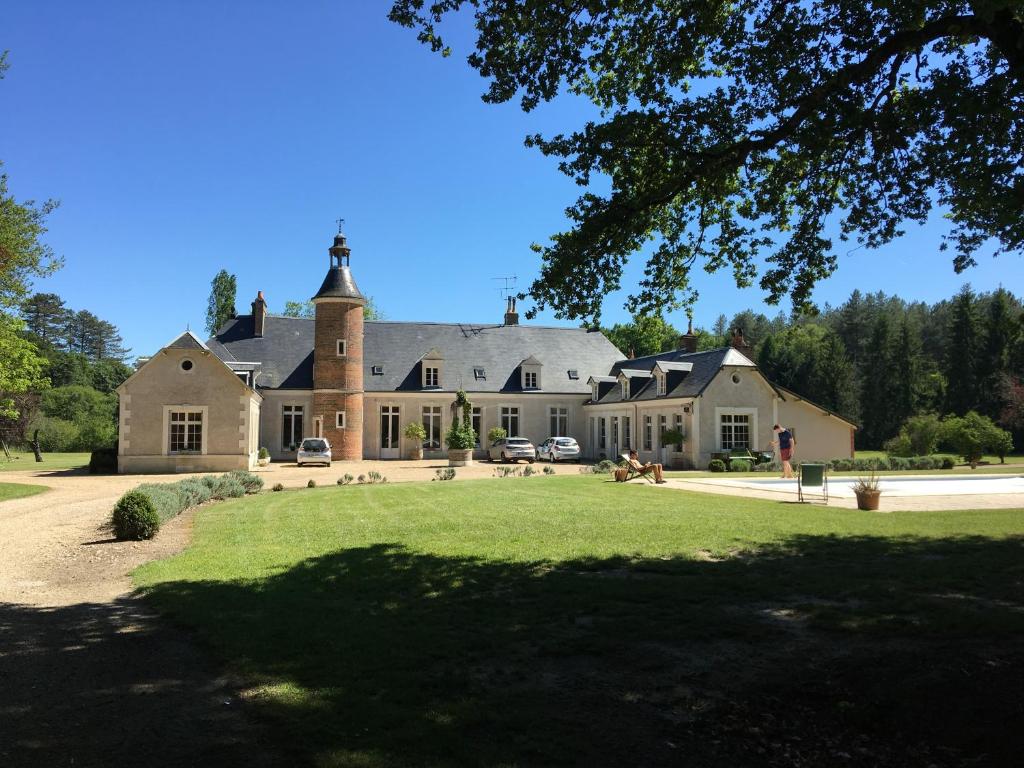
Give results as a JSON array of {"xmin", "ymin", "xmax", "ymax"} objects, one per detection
[{"xmin": 771, "ymin": 424, "xmax": 796, "ymax": 479}]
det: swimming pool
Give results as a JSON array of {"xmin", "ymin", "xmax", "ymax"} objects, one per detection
[{"xmin": 696, "ymin": 474, "xmax": 1024, "ymax": 498}]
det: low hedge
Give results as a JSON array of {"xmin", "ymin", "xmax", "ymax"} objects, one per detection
[
  {"xmin": 708, "ymin": 459, "xmax": 726, "ymax": 472},
  {"xmin": 826, "ymin": 455, "xmax": 959, "ymax": 472},
  {"xmin": 110, "ymin": 469, "xmax": 264, "ymax": 540}
]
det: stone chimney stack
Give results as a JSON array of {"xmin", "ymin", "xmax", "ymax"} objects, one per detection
[
  {"xmin": 678, "ymin": 314, "xmax": 698, "ymax": 353},
  {"xmin": 730, "ymin": 327, "xmax": 753, "ymax": 356},
  {"xmin": 504, "ymin": 296, "xmax": 519, "ymax": 326},
  {"xmin": 252, "ymin": 290, "xmax": 267, "ymax": 337}
]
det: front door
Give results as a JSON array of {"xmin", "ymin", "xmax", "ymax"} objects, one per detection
[{"xmin": 380, "ymin": 405, "xmax": 400, "ymax": 459}]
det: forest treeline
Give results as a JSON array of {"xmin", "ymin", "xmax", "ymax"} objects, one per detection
[{"xmin": 602, "ymin": 286, "xmax": 1024, "ymax": 450}]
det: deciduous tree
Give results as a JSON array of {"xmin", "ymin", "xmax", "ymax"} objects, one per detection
[
  {"xmin": 391, "ymin": 1, "xmax": 1024, "ymax": 321},
  {"xmin": 205, "ymin": 270, "xmax": 237, "ymax": 335}
]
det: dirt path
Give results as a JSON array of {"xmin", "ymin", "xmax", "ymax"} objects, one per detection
[{"xmin": 0, "ymin": 469, "xmax": 284, "ymax": 767}]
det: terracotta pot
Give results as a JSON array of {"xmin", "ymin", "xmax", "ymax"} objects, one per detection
[
  {"xmin": 448, "ymin": 448, "xmax": 473, "ymax": 467},
  {"xmin": 855, "ymin": 489, "xmax": 881, "ymax": 511}
]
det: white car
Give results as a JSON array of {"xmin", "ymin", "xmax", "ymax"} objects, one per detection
[
  {"xmin": 296, "ymin": 438, "xmax": 332, "ymax": 466},
  {"xmin": 537, "ymin": 437, "xmax": 581, "ymax": 462},
  {"xmin": 489, "ymin": 437, "xmax": 537, "ymax": 463}
]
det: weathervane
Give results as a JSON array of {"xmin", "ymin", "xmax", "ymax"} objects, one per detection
[{"xmin": 336, "ymin": 217, "xmax": 345, "ymax": 234}]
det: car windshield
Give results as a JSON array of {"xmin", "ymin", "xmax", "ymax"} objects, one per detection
[
  {"xmin": 301, "ymin": 439, "xmax": 327, "ymax": 451},
  {"xmin": 507, "ymin": 438, "xmax": 531, "ymax": 446},
  {"xmin": 555, "ymin": 438, "xmax": 577, "ymax": 446}
]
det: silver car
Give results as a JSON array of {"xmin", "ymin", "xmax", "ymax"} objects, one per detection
[
  {"xmin": 537, "ymin": 437, "xmax": 581, "ymax": 462},
  {"xmin": 297, "ymin": 438, "xmax": 332, "ymax": 466},
  {"xmin": 489, "ymin": 437, "xmax": 536, "ymax": 463}
]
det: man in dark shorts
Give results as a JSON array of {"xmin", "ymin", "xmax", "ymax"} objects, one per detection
[
  {"xmin": 627, "ymin": 449, "xmax": 666, "ymax": 483},
  {"xmin": 771, "ymin": 424, "xmax": 796, "ymax": 479}
]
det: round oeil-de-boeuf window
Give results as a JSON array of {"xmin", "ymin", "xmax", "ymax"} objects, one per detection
[{"xmin": 181, "ymin": 359, "xmax": 194, "ymax": 372}]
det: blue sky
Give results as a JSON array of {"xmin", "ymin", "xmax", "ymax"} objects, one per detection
[{"xmin": 2, "ymin": 1, "xmax": 1019, "ymax": 358}]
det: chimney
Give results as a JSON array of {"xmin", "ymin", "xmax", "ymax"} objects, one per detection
[
  {"xmin": 252, "ymin": 290, "xmax": 267, "ymax": 337},
  {"xmin": 504, "ymin": 296, "xmax": 519, "ymax": 326},
  {"xmin": 730, "ymin": 327, "xmax": 752, "ymax": 356},
  {"xmin": 678, "ymin": 314, "xmax": 698, "ymax": 353}
]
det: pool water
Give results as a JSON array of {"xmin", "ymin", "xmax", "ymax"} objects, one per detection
[{"xmin": 699, "ymin": 474, "xmax": 1024, "ymax": 498}]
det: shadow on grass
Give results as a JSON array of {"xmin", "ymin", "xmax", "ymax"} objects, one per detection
[
  {"xmin": 131, "ymin": 533, "xmax": 1024, "ymax": 767},
  {"xmin": 0, "ymin": 597, "xmax": 281, "ymax": 768}
]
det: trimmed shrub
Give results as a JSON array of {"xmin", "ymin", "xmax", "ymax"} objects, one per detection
[
  {"xmin": 523, "ymin": 465, "xmax": 535, "ymax": 477},
  {"xmin": 337, "ymin": 473, "xmax": 354, "ymax": 485},
  {"xmin": 258, "ymin": 446, "xmax": 270, "ymax": 460},
  {"xmin": 88, "ymin": 448, "xmax": 118, "ymax": 474},
  {"xmin": 177, "ymin": 478, "xmax": 213, "ymax": 507},
  {"xmin": 708, "ymin": 459, "xmax": 726, "ymax": 472},
  {"xmin": 542, "ymin": 465, "xmax": 555, "ymax": 475},
  {"xmin": 272, "ymin": 482, "xmax": 284, "ymax": 492},
  {"xmin": 888, "ymin": 456, "xmax": 911, "ymax": 471},
  {"xmin": 228, "ymin": 469, "xmax": 264, "ymax": 494},
  {"xmin": 112, "ymin": 490, "xmax": 160, "ymax": 540},
  {"xmin": 883, "ymin": 434, "xmax": 913, "ymax": 458},
  {"xmin": 134, "ymin": 483, "xmax": 188, "ymax": 523},
  {"xmin": 434, "ymin": 468, "xmax": 456, "ymax": 481},
  {"xmin": 938, "ymin": 454, "xmax": 956, "ymax": 470},
  {"xmin": 307, "ymin": 479, "xmax": 317, "ymax": 488},
  {"xmin": 590, "ymin": 459, "xmax": 617, "ymax": 474},
  {"xmin": 728, "ymin": 459, "xmax": 752, "ymax": 472},
  {"xmin": 910, "ymin": 456, "xmax": 938, "ymax": 470}
]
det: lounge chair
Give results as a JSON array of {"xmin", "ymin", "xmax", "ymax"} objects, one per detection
[
  {"xmin": 620, "ymin": 454, "xmax": 656, "ymax": 483},
  {"xmin": 798, "ymin": 463, "xmax": 829, "ymax": 503}
]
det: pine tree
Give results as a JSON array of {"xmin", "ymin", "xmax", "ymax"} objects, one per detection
[
  {"xmin": 978, "ymin": 288, "xmax": 1016, "ymax": 418},
  {"xmin": 891, "ymin": 316, "xmax": 922, "ymax": 426},
  {"xmin": 205, "ymin": 270, "xmax": 237, "ymax": 335},
  {"xmin": 859, "ymin": 315, "xmax": 897, "ymax": 448},
  {"xmin": 945, "ymin": 285, "xmax": 981, "ymax": 415},
  {"xmin": 19, "ymin": 292, "xmax": 70, "ymax": 347}
]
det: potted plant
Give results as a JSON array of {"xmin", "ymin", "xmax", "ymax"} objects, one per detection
[
  {"xmin": 257, "ymin": 446, "xmax": 271, "ymax": 467},
  {"xmin": 853, "ymin": 468, "xmax": 882, "ymax": 510},
  {"xmin": 487, "ymin": 426, "xmax": 507, "ymax": 445},
  {"xmin": 404, "ymin": 422, "xmax": 427, "ymax": 460},
  {"xmin": 446, "ymin": 390, "xmax": 477, "ymax": 466},
  {"xmin": 660, "ymin": 427, "xmax": 685, "ymax": 468}
]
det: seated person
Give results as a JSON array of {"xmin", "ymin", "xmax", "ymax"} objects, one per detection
[{"xmin": 627, "ymin": 449, "xmax": 666, "ymax": 483}]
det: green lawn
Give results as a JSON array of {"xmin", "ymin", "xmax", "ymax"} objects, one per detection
[
  {"xmin": 136, "ymin": 477, "xmax": 1024, "ymax": 767},
  {"xmin": 856, "ymin": 449, "xmax": 1024, "ymax": 465},
  {"xmin": 0, "ymin": 482, "xmax": 48, "ymax": 502},
  {"xmin": 0, "ymin": 451, "xmax": 90, "ymax": 472}
]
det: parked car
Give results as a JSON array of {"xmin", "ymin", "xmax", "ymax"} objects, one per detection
[
  {"xmin": 489, "ymin": 437, "xmax": 536, "ymax": 463},
  {"xmin": 537, "ymin": 437, "xmax": 581, "ymax": 462},
  {"xmin": 297, "ymin": 437, "xmax": 332, "ymax": 466}
]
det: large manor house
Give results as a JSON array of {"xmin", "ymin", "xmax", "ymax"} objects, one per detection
[{"xmin": 116, "ymin": 232, "xmax": 854, "ymax": 473}]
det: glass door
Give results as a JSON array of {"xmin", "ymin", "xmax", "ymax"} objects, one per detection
[{"xmin": 380, "ymin": 406, "xmax": 400, "ymax": 459}]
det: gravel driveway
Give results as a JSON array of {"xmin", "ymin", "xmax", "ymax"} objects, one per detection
[{"xmin": 0, "ymin": 468, "xmax": 280, "ymax": 767}]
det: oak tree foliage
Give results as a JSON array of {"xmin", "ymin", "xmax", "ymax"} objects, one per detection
[{"xmin": 390, "ymin": 1, "xmax": 1024, "ymax": 321}]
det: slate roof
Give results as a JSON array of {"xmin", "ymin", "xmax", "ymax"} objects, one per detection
[
  {"xmin": 313, "ymin": 265, "xmax": 365, "ymax": 302},
  {"xmin": 206, "ymin": 315, "xmax": 625, "ymax": 392},
  {"xmin": 594, "ymin": 347, "xmax": 757, "ymax": 404},
  {"xmin": 165, "ymin": 330, "xmax": 209, "ymax": 351}
]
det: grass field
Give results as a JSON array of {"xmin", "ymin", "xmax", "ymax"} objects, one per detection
[
  {"xmin": 0, "ymin": 482, "xmax": 48, "ymax": 502},
  {"xmin": 136, "ymin": 476, "xmax": 1024, "ymax": 767},
  {"xmin": 0, "ymin": 451, "xmax": 90, "ymax": 473}
]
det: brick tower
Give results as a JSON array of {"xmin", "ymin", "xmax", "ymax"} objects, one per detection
[{"xmin": 312, "ymin": 229, "xmax": 365, "ymax": 460}]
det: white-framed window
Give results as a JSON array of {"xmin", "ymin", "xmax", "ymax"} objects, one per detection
[
  {"xmin": 168, "ymin": 409, "xmax": 203, "ymax": 453},
  {"xmin": 422, "ymin": 406, "xmax": 442, "ymax": 449},
  {"xmin": 501, "ymin": 406, "xmax": 520, "ymax": 436},
  {"xmin": 549, "ymin": 406, "xmax": 568, "ymax": 437},
  {"xmin": 336, "ymin": 339, "xmax": 347, "ymax": 357},
  {"xmin": 659, "ymin": 415, "xmax": 667, "ymax": 448},
  {"xmin": 591, "ymin": 383, "xmax": 599, "ymax": 401},
  {"xmin": 282, "ymin": 405, "xmax": 304, "ymax": 450},
  {"xmin": 623, "ymin": 415, "xmax": 631, "ymax": 449},
  {"xmin": 720, "ymin": 413, "xmax": 751, "ymax": 450},
  {"xmin": 424, "ymin": 366, "xmax": 439, "ymax": 388},
  {"xmin": 471, "ymin": 406, "xmax": 482, "ymax": 447},
  {"xmin": 336, "ymin": 411, "xmax": 346, "ymax": 429},
  {"xmin": 599, "ymin": 417, "xmax": 607, "ymax": 450},
  {"xmin": 657, "ymin": 373, "xmax": 667, "ymax": 396},
  {"xmin": 621, "ymin": 380, "xmax": 630, "ymax": 400},
  {"xmin": 644, "ymin": 415, "xmax": 653, "ymax": 450},
  {"xmin": 524, "ymin": 370, "xmax": 538, "ymax": 389},
  {"xmin": 611, "ymin": 416, "xmax": 619, "ymax": 451},
  {"xmin": 674, "ymin": 414, "xmax": 685, "ymax": 451}
]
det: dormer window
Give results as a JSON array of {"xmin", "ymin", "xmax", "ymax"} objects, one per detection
[
  {"xmin": 621, "ymin": 379, "xmax": 630, "ymax": 400},
  {"xmin": 473, "ymin": 367, "xmax": 486, "ymax": 380},
  {"xmin": 424, "ymin": 366, "xmax": 439, "ymax": 387},
  {"xmin": 336, "ymin": 339, "xmax": 347, "ymax": 357},
  {"xmin": 592, "ymin": 383, "xmax": 599, "ymax": 401},
  {"xmin": 657, "ymin": 373, "xmax": 667, "ymax": 396},
  {"xmin": 520, "ymin": 355, "xmax": 542, "ymax": 390},
  {"xmin": 524, "ymin": 371, "xmax": 538, "ymax": 389}
]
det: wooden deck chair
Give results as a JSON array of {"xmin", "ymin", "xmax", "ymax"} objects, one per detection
[
  {"xmin": 620, "ymin": 454, "xmax": 656, "ymax": 483},
  {"xmin": 798, "ymin": 463, "xmax": 829, "ymax": 503}
]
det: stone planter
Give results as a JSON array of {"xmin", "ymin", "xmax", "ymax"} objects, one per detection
[
  {"xmin": 257, "ymin": 456, "xmax": 270, "ymax": 467},
  {"xmin": 855, "ymin": 489, "xmax": 881, "ymax": 511},
  {"xmin": 407, "ymin": 446, "xmax": 424, "ymax": 461},
  {"xmin": 448, "ymin": 448, "xmax": 473, "ymax": 467}
]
